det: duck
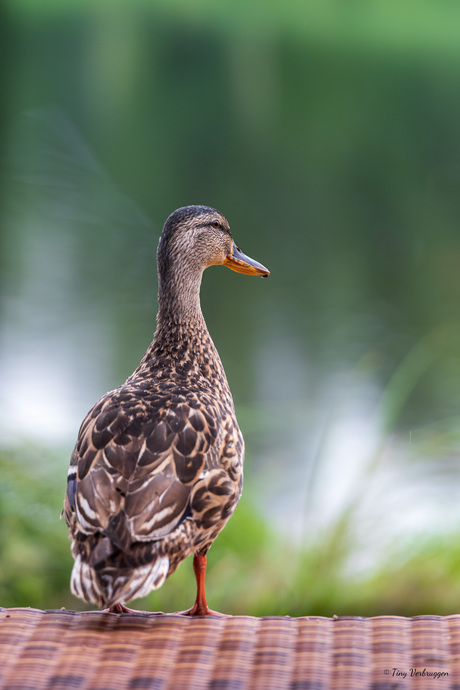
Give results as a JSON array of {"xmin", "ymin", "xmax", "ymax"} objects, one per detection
[{"xmin": 63, "ymin": 205, "xmax": 269, "ymax": 615}]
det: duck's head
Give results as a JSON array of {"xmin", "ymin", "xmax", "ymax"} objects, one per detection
[{"xmin": 158, "ymin": 205, "xmax": 270, "ymax": 279}]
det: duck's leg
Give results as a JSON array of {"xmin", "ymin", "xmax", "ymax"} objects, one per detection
[
  {"xmin": 180, "ymin": 552, "xmax": 228, "ymax": 617},
  {"xmin": 188, "ymin": 552, "xmax": 210, "ymax": 616},
  {"xmin": 105, "ymin": 603, "xmax": 138, "ymax": 614}
]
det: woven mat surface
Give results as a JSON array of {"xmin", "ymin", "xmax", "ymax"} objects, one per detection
[{"xmin": 1, "ymin": 608, "xmax": 459, "ymax": 689}]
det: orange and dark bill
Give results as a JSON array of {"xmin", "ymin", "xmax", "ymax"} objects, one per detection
[{"xmin": 224, "ymin": 243, "xmax": 270, "ymax": 277}]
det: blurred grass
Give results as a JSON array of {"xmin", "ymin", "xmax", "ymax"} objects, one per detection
[
  {"xmin": 2, "ymin": 406, "xmax": 460, "ymax": 618},
  {"xmin": 0, "ymin": 446, "xmax": 74, "ymax": 610},
  {"xmin": 1, "ymin": 328, "xmax": 460, "ymax": 615}
]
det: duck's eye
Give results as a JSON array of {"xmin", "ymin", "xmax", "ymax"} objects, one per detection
[{"xmin": 211, "ymin": 220, "xmax": 220, "ymax": 229}]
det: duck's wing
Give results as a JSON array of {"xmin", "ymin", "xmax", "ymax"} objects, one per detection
[{"xmin": 64, "ymin": 390, "xmax": 236, "ymax": 562}]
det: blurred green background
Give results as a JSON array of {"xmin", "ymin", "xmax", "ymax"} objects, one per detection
[{"xmin": 2, "ymin": 0, "xmax": 460, "ymax": 616}]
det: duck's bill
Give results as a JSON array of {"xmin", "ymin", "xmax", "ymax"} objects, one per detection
[{"xmin": 224, "ymin": 244, "xmax": 270, "ymax": 277}]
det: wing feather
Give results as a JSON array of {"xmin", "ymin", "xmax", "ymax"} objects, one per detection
[{"xmin": 65, "ymin": 391, "xmax": 219, "ymax": 549}]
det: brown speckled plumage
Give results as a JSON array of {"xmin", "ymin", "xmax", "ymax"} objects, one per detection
[{"xmin": 63, "ymin": 205, "xmax": 269, "ymax": 612}]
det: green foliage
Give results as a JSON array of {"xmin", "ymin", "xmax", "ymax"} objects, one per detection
[
  {"xmin": 0, "ymin": 447, "xmax": 75, "ymax": 610},
  {"xmin": 1, "ymin": 434, "xmax": 460, "ymax": 617},
  {"xmin": 7, "ymin": 0, "xmax": 460, "ymax": 62}
]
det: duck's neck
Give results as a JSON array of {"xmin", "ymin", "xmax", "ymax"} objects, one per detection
[
  {"xmin": 131, "ymin": 260, "xmax": 225, "ymax": 382},
  {"xmin": 155, "ymin": 261, "xmax": 207, "ymax": 333}
]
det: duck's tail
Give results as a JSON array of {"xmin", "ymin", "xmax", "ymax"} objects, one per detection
[{"xmin": 70, "ymin": 553, "xmax": 170, "ymax": 609}]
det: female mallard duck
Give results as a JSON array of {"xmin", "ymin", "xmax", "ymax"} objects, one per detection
[{"xmin": 63, "ymin": 205, "xmax": 269, "ymax": 615}]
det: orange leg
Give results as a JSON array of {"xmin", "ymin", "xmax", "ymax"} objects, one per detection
[{"xmin": 180, "ymin": 553, "xmax": 227, "ymax": 617}]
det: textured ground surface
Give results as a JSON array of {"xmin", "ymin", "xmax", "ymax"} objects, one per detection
[{"xmin": 0, "ymin": 607, "xmax": 458, "ymax": 689}]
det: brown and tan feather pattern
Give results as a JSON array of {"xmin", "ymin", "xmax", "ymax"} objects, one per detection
[{"xmin": 63, "ymin": 205, "xmax": 269, "ymax": 612}]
